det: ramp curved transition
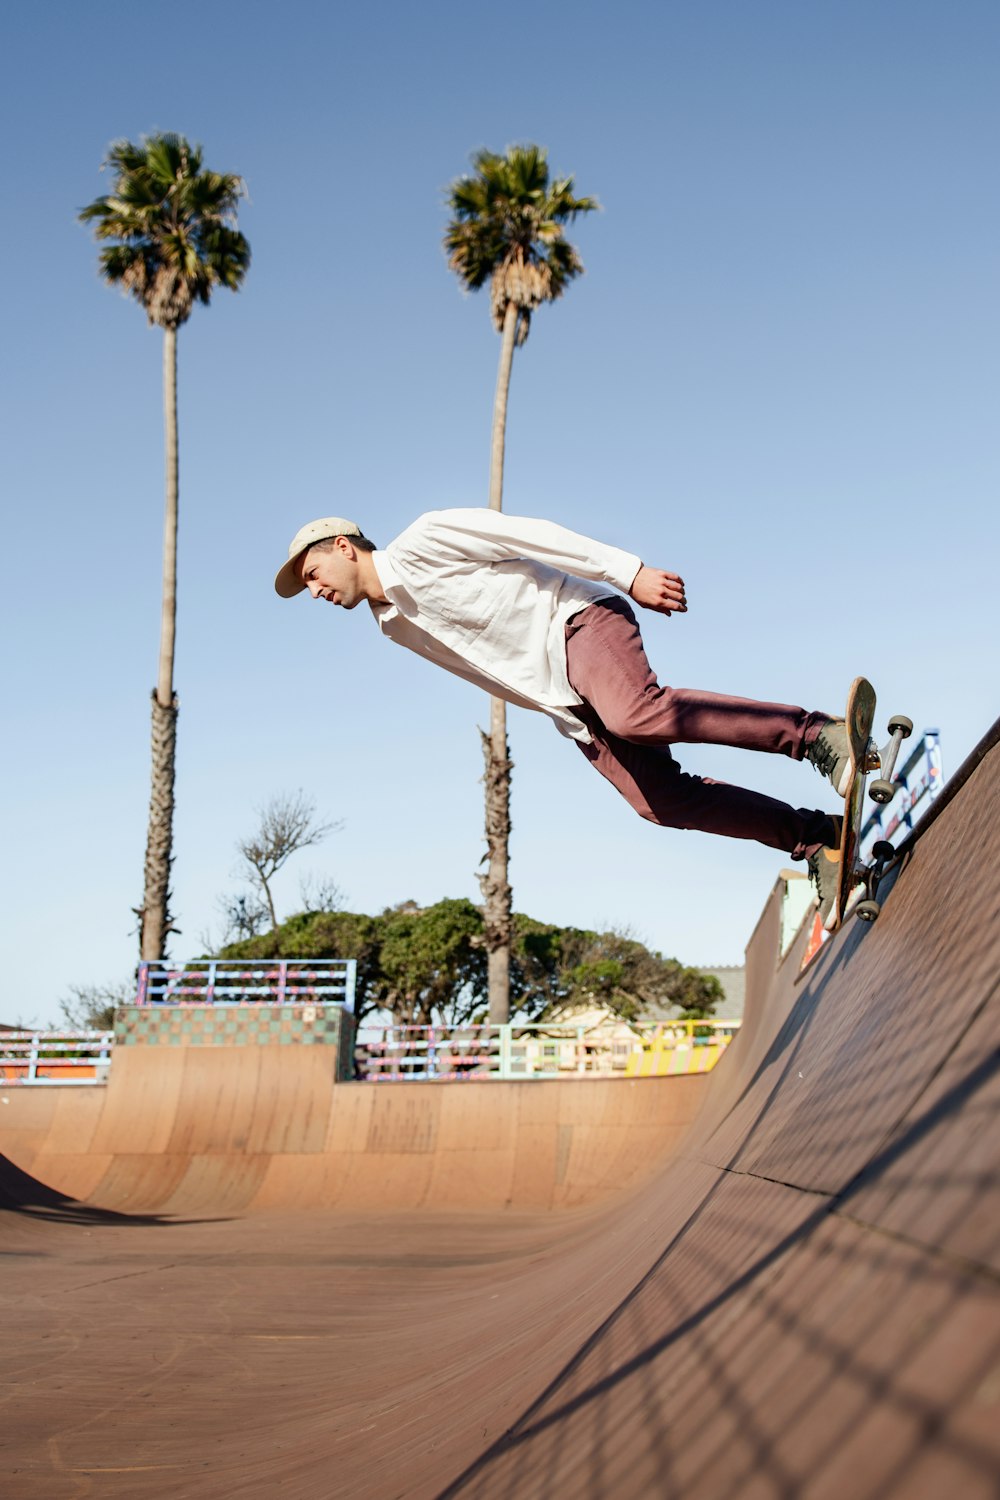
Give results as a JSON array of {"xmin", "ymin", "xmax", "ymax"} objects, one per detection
[{"xmin": 2, "ymin": 720, "xmax": 998, "ymax": 1499}]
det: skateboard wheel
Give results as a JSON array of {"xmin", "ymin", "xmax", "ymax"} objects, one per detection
[
  {"xmin": 856, "ymin": 899, "xmax": 881, "ymax": 922},
  {"xmin": 872, "ymin": 840, "xmax": 895, "ymax": 862},
  {"xmin": 869, "ymin": 778, "xmax": 897, "ymax": 804},
  {"xmin": 888, "ymin": 715, "xmax": 913, "ymax": 737}
]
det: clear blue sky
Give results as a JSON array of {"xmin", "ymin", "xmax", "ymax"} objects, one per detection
[{"xmin": 3, "ymin": 1, "xmax": 998, "ymax": 1024}]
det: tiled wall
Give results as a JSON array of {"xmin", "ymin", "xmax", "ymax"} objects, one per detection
[{"xmin": 115, "ymin": 1004, "xmax": 355, "ymax": 1079}]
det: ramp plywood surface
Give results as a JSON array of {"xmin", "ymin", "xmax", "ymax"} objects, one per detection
[{"xmin": 2, "ymin": 718, "xmax": 998, "ymax": 1499}]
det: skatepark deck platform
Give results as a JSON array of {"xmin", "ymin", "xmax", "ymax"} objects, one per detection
[{"xmin": 2, "ymin": 717, "xmax": 998, "ymax": 1498}]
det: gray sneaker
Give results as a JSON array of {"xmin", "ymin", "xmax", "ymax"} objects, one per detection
[
  {"xmin": 807, "ymin": 719, "xmax": 853, "ymax": 797},
  {"xmin": 807, "ymin": 831, "xmax": 842, "ymax": 928}
]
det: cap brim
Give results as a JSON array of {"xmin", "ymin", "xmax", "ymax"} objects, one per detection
[{"xmin": 274, "ymin": 553, "xmax": 308, "ymax": 598}]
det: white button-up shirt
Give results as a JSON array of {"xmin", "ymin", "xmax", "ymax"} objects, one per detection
[{"xmin": 370, "ymin": 509, "xmax": 642, "ymax": 743}]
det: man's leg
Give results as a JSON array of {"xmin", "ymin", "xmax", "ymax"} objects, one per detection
[
  {"xmin": 565, "ymin": 598, "xmax": 838, "ymax": 859},
  {"xmin": 574, "ymin": 718, "xmax": 838, "ymax": 859},
  {"xmin": 566, "ymin": 596, "xmax": 829, "ymax": 757}
]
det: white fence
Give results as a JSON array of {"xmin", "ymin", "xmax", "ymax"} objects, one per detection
[
  {"xmin": 0, "ymin": 1019, "xmax": 741, "ymax": 1086},
  {"xmin": 357, "ymin": 1020, "xmax": 740, "ymax": 1081},
  {"xmin": 136, "ymin": 958, "xmax": 357, "ymax": 1009},
  {"xmin": 0, "ymin": 1031, "xmax": 114, "ymax": 1086}
]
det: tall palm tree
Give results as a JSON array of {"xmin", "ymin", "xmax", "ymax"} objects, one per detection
[
  {"xmin": 445, "ymin": 144, "xmax": 597, "ymax": 1023},
  {"xmin": 80, "ymin": 133, "xmax": 250, "ymax": 963}
]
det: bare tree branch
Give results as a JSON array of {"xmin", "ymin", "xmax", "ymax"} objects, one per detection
[
  {"xmin": 298, "ymin": 872, "xmax": 347, "ymax": 914},
  {"xmin": 213, "ymin": 890, "xmax": 271, "ymax": 945},
  {"xmin": 59, "ymin": 980, "xmax": 134, "ymax": 1030},
  {"xmin": 236, "ymin": 791, "xmax": 341, "ymax": 932}
]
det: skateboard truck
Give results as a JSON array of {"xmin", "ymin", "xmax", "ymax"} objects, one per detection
[
  {"xmin": 853, "ymin": 840, "xmax": 896, "ymax": 924},
  {"xmin": 849, "ymin": 712, "xmax": 913, "ymax": 924},
  {"xmin": 869, "ymin": 716, "xmax": 914, "ymax": 805},
  {"xmin": 830, "ymin": 686, "xmax": 914, "ymax": 932}
]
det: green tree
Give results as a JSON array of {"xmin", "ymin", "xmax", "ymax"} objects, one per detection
[
  {"xmin": 512, "ymin": 918, "xmax": 723, "ymax": 1022},
  {"xmin": 377, "ymin": 900, "xmax": 488, "ymax": 1026},
  {"xmin": 80, "ymin": 133, "xmax": 250, "ymax": 962},
  {"xmin": 444, "ymin": 144, "xmax": 598, "ymax": 1026},
  {"xmin": 219, "ymin": 899, "xmax": 720, "ymax": 1029},
  {"xmin": 218, "ymin": 898, "xmax": 487, "ymax": 1029}
]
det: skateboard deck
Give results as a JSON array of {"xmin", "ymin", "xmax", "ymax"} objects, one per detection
[{"xmin": 826, "ymin": 676, "xmax": 877, "ymax": 932}]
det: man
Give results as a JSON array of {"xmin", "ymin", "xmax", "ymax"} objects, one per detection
[{"xmin": 275, "ymin": 508, "xmax": 849, "ymax": 917}]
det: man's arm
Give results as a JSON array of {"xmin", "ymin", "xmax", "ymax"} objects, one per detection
[{"xmin": 396, "ymin": 508, "xmax": 644, "ymax": 595}]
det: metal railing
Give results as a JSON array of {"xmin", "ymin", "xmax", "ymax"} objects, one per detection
[
  {"xmin": 0, "ymin": 1031, "xmax": 114, "ymax": 1086},
  {"xmin": 135, "ymin": 959, "xmax": 357, "ymax": 1011},
  {"xmin": 0, "ymin": 1016, "xmax": 738, "ymax": 1086},
  {"xmin": 356, "ymin": 1020, "xmax": 740, "ymax": 1082}
]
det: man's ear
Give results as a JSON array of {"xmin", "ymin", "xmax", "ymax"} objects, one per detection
[{"xmin": 337, "ymin": 535, "xmax": 358, "ymax": 559}]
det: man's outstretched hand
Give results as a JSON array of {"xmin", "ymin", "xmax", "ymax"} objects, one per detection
[{"xmin": 628, "ymin": 565, "xmax": 688, "ymax": 617}]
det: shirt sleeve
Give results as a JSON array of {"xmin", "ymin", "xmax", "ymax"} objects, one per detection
[{"xmin": 396, "ymin": 508, "xmax": 643, "ymax": 595}]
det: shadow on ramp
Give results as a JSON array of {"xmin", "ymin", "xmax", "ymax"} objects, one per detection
[
  {"xmin": 442, "ymin": 1044, "xmax": 1000, "ymax": 1497},
  {"xmin": 0, "ymin": 1153, "xmax": 221, "ymax": 1228}
]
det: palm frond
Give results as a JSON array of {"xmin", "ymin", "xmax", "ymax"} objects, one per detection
[
  {"xmin": 444, "ymin": 142, "xmax": 597, "ymax": 331},
  {"xmin": 79, "ymin": 132, "xmax": 249, "ymax": 329}
]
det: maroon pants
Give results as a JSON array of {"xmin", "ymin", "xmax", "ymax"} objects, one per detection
[{"xmin": 564, "ymin": 597, "xmax": 835, "ymax": 860}]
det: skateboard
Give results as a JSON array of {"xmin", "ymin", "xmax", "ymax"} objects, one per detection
[{"xmin": 827, "ymin": 677, "xmax": 914, "ymax": 931}]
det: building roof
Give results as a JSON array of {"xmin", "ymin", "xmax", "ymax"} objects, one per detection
[{"xmin": 696, "ymin": 966, "xmax": 746, "ymax": 1020}]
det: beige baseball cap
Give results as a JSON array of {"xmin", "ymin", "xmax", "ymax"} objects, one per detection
[{"xmin": 274, "ymin": 517, "xmax": 364, "ymax": 598}]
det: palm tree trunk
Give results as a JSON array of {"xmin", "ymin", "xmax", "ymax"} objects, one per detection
[
  {"xmin": 480, "ymin": 301, "xmax": 520, "ymax": 1024},
  {"xmin": 139, "ymin": 326, "xmax": 180, "ymax": 962},
  {"xmin": 479, "ymin": 706, "xmax": 512, "ymax": 1023},
  {"xmin": 488, "ymin": 302, "xmax": 519, "ymax": 509}
]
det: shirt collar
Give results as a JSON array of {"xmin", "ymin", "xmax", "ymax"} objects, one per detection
[{"xmin": 371, "ymin": 549, "xmax": 401, "ymax": 594}]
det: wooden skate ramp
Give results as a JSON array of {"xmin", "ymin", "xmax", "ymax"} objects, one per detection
[
  {"xmin": 2, "ymin": 720, "xmax": 998, "ymax": 1499},
  {"xmin": 0, "ymin": 1047, "xmax": 708, "ymax": 1215}
]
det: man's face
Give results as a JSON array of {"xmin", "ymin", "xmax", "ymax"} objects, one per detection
[{"xmin": 298, "ymin": 539, "xmax": 363, "ymax": 609}]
